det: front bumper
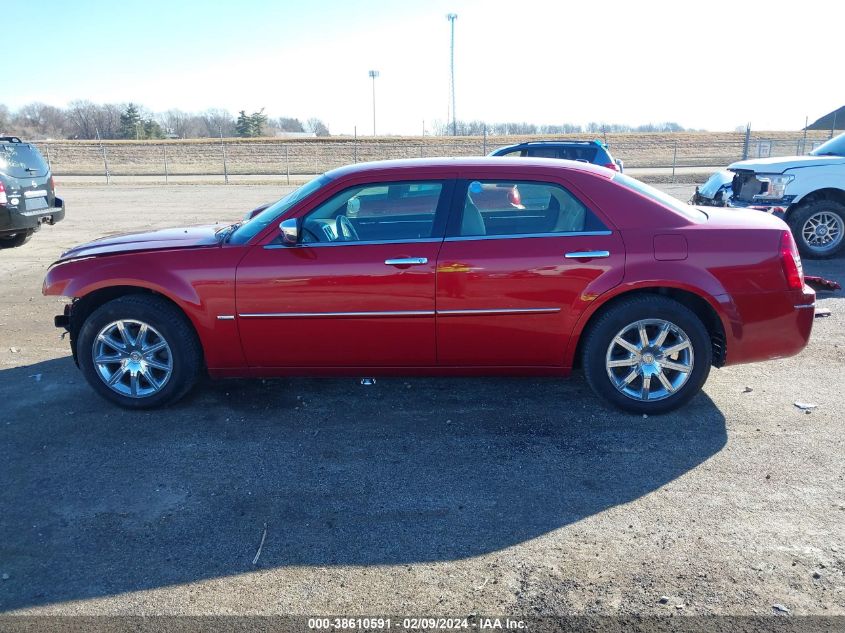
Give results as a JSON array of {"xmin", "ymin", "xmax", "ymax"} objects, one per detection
[
  {"xmin": 727, "ymin": 195, "xmax": 795, "ymax": 218},
  {"xmin": 0, "ymin": 197, "xmax": 65, "ymax": 235}
]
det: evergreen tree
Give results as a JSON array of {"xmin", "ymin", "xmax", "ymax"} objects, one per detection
[
  {"xmin": 143, "ymin": 118, "xmax": 164, "ymax": 139},
  {"xmin": 248, "ymin": 108, "xmax": 267, "ymax": 137},
  {"xmin": 235, "ymin": 110, "xmax": 252, "ymax": 137},
  {"xmin": 119, "ymin": 103, "xmax": 142, "ymax": 139}
]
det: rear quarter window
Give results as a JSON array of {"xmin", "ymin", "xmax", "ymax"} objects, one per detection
[{"xmin": 612, "ymin": 173, "xmax": 706, "ymax": 221}]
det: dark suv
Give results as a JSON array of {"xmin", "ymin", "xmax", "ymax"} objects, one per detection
[
  {"xmin": 489, "ymin": 139, "xmax": 624, "ymax": 172},
  {"xmin": 1, "ymin": 137, "xmax": 65, "ymax": 248}
]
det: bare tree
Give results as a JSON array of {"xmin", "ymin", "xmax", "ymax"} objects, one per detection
[
  {"xmin": 305, "ymin": 117, "xmax": 330, "ymax": 137},
  {"xmin": 14, "ymin": 102, "xmax": 69, "ymax": 138},
  {"xmin": 201, "ymin": 109, "xmax": 235, "ymax": 137},
  {"xmin": 0, "ymin": 104, "xmax": 11, "ymax": 133},
  {"xmin": 158, "ymin": 109, "xmax": 202, "ymax": 139},
  {"xmin": 66, "ymin": 100, "xmax": 99, "ymax": 139}
]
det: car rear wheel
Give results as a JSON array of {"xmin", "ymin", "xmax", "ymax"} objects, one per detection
[
  {"xmin": 788, "ymin": 200, "xmax": 845, "ymax": 259},
  {"xmin": 77, "ymin": 295, "xmax": 203, "ymax": 409},
  {"xmin": 582, "ymin": 295, "xmax": 712, "ymax": 414},
  {"xmin": 0, "ymin": 230, "xmax": 33, "ymax": 248}
]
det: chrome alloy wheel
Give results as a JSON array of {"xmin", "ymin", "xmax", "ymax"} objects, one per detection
[
  {"xmin": 92, "ymin": 319, "xmax": 173, "ymax": 398},
  {"xmin": 802, "ymin": 211, "xmax": 843, "ymax": 252},
  {"xmin": 605, "ymin": 319, "xmax": 694, "ymax": 402}
]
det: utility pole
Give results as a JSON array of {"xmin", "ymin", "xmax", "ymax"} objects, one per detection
[
  {"xmin": 447, "ymin": 13, "xmax": 458, "ymax": 136},
  {"xmin": 368, "ymin": 70, "xmax": 379, "ymax": 136}
]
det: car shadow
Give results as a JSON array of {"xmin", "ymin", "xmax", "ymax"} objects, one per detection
[{"xmin": 0, "ymin": 357, "xmax": 727, "ymax": 611}]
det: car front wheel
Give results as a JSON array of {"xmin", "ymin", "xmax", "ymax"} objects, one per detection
[
  {"xmin": 77, "ymin": 295, "xmax": 203, "ymax": 409},
  {"xmin": 582, "ymin": 295, "xmax": 712, "ymax": 414}
]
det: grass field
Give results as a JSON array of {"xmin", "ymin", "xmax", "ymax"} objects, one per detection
[{"xmin": 35, "ymin": 130, "xmax": 833, "ymax": 177}]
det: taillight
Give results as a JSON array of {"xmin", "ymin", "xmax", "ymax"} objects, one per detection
[
  {"xmin": 603, "ymin": 162, "xmax": 619, "ymax": 171},
  {"xmin": 779, "ymin": 230, "xmax": 804, "ymax": 290},
  {"xmin": 49, "ymin": 176, "xmax": 55, "ymax": 190},
  {"xmin": 0, "ymin": 181, "xmax": 6, "ymax": 205}
]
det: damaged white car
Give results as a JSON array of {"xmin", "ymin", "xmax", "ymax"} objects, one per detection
[{"xmin": 727, "ymin": 132, "xmax": 845, "ymax": 259}]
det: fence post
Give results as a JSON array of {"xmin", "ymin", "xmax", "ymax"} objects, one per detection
[
  {"xmin": 483, "ymin": 127, "xmax": 487, "ymax": 155},
  {"xmin": 96, "ymin": 127, "xmax": 110, "ymax": 185},
  {"xmin": 354, "ymin": 126, "xmax": 358, "ymax": 163},
  {"xmin": 742, "ymin": 124, "xmax": 751, "ymax": 160},
  {"xmin": 671, "ymin": 140, "xmax": 677, "ymax": 183},
  {"xmin": 163, "ymin": 145, "xmax": 169, "ymax": 184},
  {"xmin": 285, "ymin": 144, "xmax": 290, "ymax": 185},
  {"xmin": 315, "ymin": 145, "xmax": 319, "ymax": 175},
  {"xmin": 219, "ymin": 129, "xmax": 229, "ymax": 184},
  {"xmin": 802, "ymin": 116, "xmax": 808, "ymax": 154},
  {"xmin": 44, "ymin": 144, "xmax": 52, "ymax": 171}
]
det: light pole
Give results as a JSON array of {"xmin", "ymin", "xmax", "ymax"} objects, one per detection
[
  {"xmin": 368, "ymin": 70, "xmax": 379, "ymax": 136},
  {"xmin": 447, "ymin": 13, "xmax": 457, "ymax": 136}
]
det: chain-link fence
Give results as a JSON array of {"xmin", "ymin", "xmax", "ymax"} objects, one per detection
[{"xmin": 35, "ymin": 131, "xmax": 836, "ymax": 182}]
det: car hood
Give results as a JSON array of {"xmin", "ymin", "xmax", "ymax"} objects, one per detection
[
  {"xmin": 729, "ymin": 154, "xmax": 845, "ymax": 173},
  {"xmin": 59, "ymin": 225, "xmax": 221, "ymax": 260}
]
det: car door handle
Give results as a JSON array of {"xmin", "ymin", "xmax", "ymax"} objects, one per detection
[
  {"xmin": 384, "ymin": 257, "xmax": 428, "ymax": 266},
  {"xmin": 564, "ymin": 250, "xmax": 610, "ymax": 259}
]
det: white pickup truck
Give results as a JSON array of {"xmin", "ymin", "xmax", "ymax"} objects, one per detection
[{"xmin": 727, "ymin": 132, "xmax": 845, "ymax": 258}]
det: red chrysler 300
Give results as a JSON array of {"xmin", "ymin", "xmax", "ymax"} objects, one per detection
[{"xmin": 43, "ymin": 158, "xmax": 815, "ymax": 413}]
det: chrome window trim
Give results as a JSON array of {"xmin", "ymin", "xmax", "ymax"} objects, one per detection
[
  {"xmin": 264, "ymin": 237, "xmax": 443, "ymax": 250},
  {"xmin": 444, "ymin": 230, "xmax": 612, "ymax": 242}
]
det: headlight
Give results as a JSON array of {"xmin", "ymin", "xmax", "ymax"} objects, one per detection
[{"xmin": 753, "ymin": 174, "xmax": 794, "ymax": 200}]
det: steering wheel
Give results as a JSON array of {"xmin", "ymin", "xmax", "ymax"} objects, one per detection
[{"xmin": 335, "ymin": 215, "xmax": 360, "ymax": 242}]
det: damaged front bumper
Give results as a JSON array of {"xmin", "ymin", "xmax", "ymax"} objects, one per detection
[{"xmin": 727, "ymin": 195, "xmax": 796, "ymax": 218}]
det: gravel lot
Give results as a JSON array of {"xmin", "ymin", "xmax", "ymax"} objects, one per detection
[{"xmin": 1, "ymin": 183, "xmax": 843, "ymax": 622}]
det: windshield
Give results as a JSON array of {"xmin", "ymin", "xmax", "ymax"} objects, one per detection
[
  {"xmin": 228, "ymin": 175, "xmax": 332, "ymax": 244},
  {"xmin": 0, "ymin": 144, "xmax": 49, "ymax": 178},
  {"xmin": 810, "ymin": 132, "xmax": 845, "ymax": 157},
  {"xmin": 612, "ymin": 173, "xmax": 707, "ymax": 221}
]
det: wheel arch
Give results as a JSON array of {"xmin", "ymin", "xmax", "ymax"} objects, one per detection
[
  {"xmin": 788, "ymin": 187, "xmax": 845, "ymax": 211},
  {"xmin": 67, "ymin": 285, "xmax": 205, "ymax": 368},
  {"xmin": 568, "ymin": 285, "xmax": 727, "ymax": 370}
]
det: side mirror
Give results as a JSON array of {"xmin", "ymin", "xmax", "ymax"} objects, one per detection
[{"xmin": 279, "ymin": 218, "xmax": 299, "ymax": 245}]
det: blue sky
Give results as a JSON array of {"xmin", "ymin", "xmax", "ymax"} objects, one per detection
[{"xmin": 4, "ymin": 0, "xmax": 843, "ymax": 133}]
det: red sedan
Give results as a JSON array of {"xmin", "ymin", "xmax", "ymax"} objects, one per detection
[{"xmin": 43, "ymin": 158, "xmax": 815, "ymax": 413}]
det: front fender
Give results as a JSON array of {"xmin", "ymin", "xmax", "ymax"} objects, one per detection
[
  {"xmin": 44, "ymin": 258, "xmax": 202, "ymax": 311},
  {"xmin": 43, "ymin": 247, "xmax": 246, "ymax": 370}
]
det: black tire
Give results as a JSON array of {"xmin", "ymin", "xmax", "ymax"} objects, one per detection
[
  {"xmin": 0, "ymin": 231, "xmax": 33, "ymax": 249},
  {"xmin": 77, "ymin": 294, "xmax": 203, "ymax": 409},
  {"xmin": 582, "ymin": 295, "xmax": 712, "ymax": 414},
  {"xmin": 787, "ymin": 200, "xmax": 845, "ymax": 259}
]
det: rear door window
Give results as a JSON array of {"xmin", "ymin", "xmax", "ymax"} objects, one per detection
[
  {"xmin": 453, "ymin": 180, "xmax": 608, "ymax": 238},
  {"xmin": 0, "ymin": 144, "xmax": 49, "ymax": 178}
]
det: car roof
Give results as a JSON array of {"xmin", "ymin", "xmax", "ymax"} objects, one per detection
[
  {"xmin": 324, "ymin": 156, "xmax": 615, "ymax": 180},
  {"xmin": 496, "ymin": 139, "xmax": 608, "ymax": 149}
]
